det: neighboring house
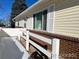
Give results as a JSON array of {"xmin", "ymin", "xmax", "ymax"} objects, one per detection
[{"xmin": 13, "ymin": 0, "xmax": 79, "ymax": 59}]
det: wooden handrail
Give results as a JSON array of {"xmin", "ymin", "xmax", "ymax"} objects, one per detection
[
  {"xmin": 27, "ymin": 29, "xmax": 79, "ymax": 43},
  {"xmin": 30, "ymin": 36, "xmax": 52, "ymax": 50}
]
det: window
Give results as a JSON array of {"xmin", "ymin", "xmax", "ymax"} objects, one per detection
[
  {"xmin": 34, "ymin": 12, "xmax": 42, "ymax": 30},
  {"xmin": 33, "ymin": 10, "xmax": 47, "ymax": 30},
  {"xmin": 24, "ymin": 23, "xmax": 26, "ymax": 28},
  {"xmin": 18, "ymin": 22, "xmax": 19, "ymax": 26},
  {"xmin": 43, "ymin": 10, "xmax": 47, "ymax": 30},
  {"xmin": 24, "ymin": 20, "xmax": 26, "ymax": 28}
]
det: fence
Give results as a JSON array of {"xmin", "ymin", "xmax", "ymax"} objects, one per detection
[{"xmin": 20, "ymin": 29, "xmax": 79, "ymax": 59}]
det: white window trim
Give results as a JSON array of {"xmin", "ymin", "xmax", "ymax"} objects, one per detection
[
  {"xmin": 34, "ymin": 10, "xmax": 47, "ymax": 30},
  {"xmin": 33, "ymin": 4, "xmax": 55, "ymax": 33},
  {"xmin": 53, "ymin": 4, "xmax": 55, "ymax": 33}
]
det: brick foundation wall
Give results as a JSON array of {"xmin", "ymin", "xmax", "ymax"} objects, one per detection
[{"xmin": 60, "ymin": 39, "xmax": 79, "ymax": 59}]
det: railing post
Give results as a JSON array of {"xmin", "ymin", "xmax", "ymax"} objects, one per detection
[
  {"xmin": 18, "ymin": 35, "xmax": 20, "ymax": 41},
  {"xmin": 26, "ymin": 30, "xmax": 29, "ymax": 51},
  {"xmin": 52, "ymin": 38, "xmax": 60, "ymax": 59}
]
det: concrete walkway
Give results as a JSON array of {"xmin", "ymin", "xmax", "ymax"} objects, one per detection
[
  {"xmin": 0, "ymin": 30, "xmax": 9, "ymax": 37},
  {"xmin": 0, "ymin": 30, "xmax": 29, "ymax": 59}
]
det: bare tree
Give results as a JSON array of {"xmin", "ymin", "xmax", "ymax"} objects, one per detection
[
  {"xmin": 11, "ymin": 0, "xmax": 28, "ymax": 28},
  {"xmin": 0, "ymin": 19, "xmax": 5, "ymax": 27}
]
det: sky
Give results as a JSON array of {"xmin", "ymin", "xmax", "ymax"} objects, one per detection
[{"xmin": 0, "ymin": 0, "xmax": 38, "ymax": 20}]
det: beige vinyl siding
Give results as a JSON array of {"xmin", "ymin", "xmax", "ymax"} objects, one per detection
[
  {"xmin": 15, "ymin": 22, "xmax": 18, "ymax": 27},
  {"xmin": 26, "ymin": 17, "xmax": 33, "ymax": 29},
  {"xmin": 19, "ymin": 20, "xmax": 25, "ymax": 28},
  {"xmin": 54, "ymin": 0, "xmax": 79, "ymax": 38}
]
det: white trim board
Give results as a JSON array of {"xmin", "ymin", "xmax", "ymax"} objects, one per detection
[
  {"xmin": 30, "ymin": 40, "xmax": 51, "ymax": 58},
  {"xmin": 29, "ymin": 32, "xmax": 52, "ymax": 45}
]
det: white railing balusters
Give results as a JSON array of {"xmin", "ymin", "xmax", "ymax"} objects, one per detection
[
  {"xmin": 52, "ymin": 38, "xmax": 60, "ymax": 59},
  {"xmin": 18, "ymin": 35, "xmax": 21, "ymax": 40},
  {"xmin": 26, "ymin": 30, "xmax": 30, "ymax": 51},
  {"xmin": 8, "ymin": 29, "xmax": 78, "ymax": 59}
]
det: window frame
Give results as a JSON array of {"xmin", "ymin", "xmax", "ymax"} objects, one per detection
[{"xmin": 33, "ymin": 10, "xmax": 47, "ymax": 31}]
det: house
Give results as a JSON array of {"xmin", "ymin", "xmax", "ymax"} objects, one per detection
[
  {"xmin": 13, "ymin": 0, "xmax": 79, "ymax": 59},
  {"xmin": 13, "ymin": 0, "xmax": 79, "ymax": 38},
  {"xmin": 13, "ymin": 0, "xmax": 53, "ymax": 32}
]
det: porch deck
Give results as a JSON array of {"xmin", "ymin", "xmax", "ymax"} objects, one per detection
[
  {"xmin": 0, "ymin": 30, "xmax": 29, "ymax": 59},
  {"xmin": 0, "ymin": 28, "xmax": 79, "ymax": 59}
]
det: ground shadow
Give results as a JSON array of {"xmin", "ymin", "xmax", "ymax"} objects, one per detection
[
  {"xmin": 0, "ymin": 30, "xmax": 10, "ymax": 37},
  {"xmin": 0, "ymin": 37, "xmax": 24, "ymax": 59}
]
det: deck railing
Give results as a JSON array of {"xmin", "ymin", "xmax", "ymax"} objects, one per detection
[
  {"xmin": 1, "ymin": 28, "xmax": 79, "ymax": 59},
  {"xmin": 20, "ymin": 29, "xmax": 79, "ymax": 59}
]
